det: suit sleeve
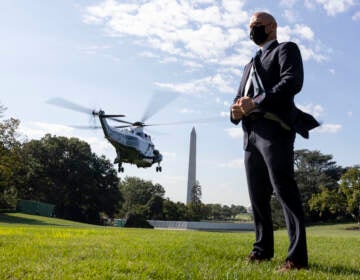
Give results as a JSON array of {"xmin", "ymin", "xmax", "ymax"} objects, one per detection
[
  {"xmin": 230, "ymin": 71, "xmax": 245, "ymax": 125},
  {"xmin": 261, "ymin": 42, "xmax": 303, "ymax": 107}
]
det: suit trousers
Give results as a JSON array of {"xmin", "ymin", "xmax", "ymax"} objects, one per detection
[{"xmin": 243, "ymin": 117, "xmax": 308, "ymax": 266}]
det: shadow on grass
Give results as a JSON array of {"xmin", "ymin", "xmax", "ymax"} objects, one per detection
[
  {"xmin": 311, "ymin": 263, "xmax": 360, "ymax": 277},
  {"xmin": 0, "ymin": 213, "xmax": 60, "ymax": 226}
]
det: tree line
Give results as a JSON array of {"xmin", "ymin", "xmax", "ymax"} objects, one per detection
[
  {"xmin": 0, "ymin": 103, "xmax": 359, "ymax": 226},
  {"xmin": 0, "ymin": 105, "xmax": 247, "ymax": 224}
]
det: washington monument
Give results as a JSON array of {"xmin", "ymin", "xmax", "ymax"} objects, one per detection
[{"xmin": 186, "ymin": 127, "xmax": 196, "ymax": 204}]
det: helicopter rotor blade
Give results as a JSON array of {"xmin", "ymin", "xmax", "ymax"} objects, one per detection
[
  {"xmin": 142, "ymin": 117, "xmax": 223, "ymax": 127},
  {"xmin": 141, "ymin": 90, "xmax": 179, "ymax": 123},
  {"xmin": 102, "ymin": 114, "xmax": 126, "ymax": 118},
  {"xmin": 114, "ymin": 125, "xmax": 132, "ymax": 129},
  {"xmin": 108, "ymin": 118, "xmax": 134, "ymax": 125},
  {"xmin": 70, "ymin": 125, "xmax": 102, "ymax": 130},
  {"xmin": 47, "ymin": 97, "xmax": 95, "ymax": 115}
]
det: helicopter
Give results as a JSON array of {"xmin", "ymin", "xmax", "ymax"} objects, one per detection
[
  {"xmin": 47, "ymin": 94, "xmax": 218, "ymax": 173},
  {"xmin": 47, "ymin": 96, "xmax": 172, "ymax": 173}
]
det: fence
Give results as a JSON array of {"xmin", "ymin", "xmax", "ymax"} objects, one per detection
[{"xmin": 16, "ymin": 199, "xmax": 55, "ymax": 217}]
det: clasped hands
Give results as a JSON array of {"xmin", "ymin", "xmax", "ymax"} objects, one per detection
[{"xmin": 231, "ymin": 96, "xmax": 256, "ymax": 121}]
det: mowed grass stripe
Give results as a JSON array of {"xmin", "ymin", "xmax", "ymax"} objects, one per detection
[{"xmin": 0, "ymin": 213, "xmax": 359, "ymax": 280}]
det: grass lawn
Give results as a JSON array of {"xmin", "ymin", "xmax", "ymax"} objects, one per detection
[{"xmin": 0, "ymin": 213, "xmax": 359, "ymax": 279}]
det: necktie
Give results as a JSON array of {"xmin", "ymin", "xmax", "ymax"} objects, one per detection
[
  {"xmin": 255, "ymin": 49, "xmax": 262, "ymax": 59},
  {"xmin": 246, "ymin": 50, "xmax": 262, "ymax": 97}
]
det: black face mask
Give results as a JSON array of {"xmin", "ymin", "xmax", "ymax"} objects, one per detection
[{"xmin": 250, "ymin": 25, "xmax": 268, "ymax": 45}]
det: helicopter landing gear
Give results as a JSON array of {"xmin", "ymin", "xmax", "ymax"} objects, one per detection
[
  {"xmin": 156, "ymin": 165, "xmax": 162, "ymax": 172},
  {"xmin": 118, "ymin": 163, "xmax": 124, "ymax": 173}
]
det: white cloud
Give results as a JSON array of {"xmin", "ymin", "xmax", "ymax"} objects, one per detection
[
  {"xmin": 180, "ymin": 108, "xmax": 195, "ymax": 114},
  {"xmin": 280, "ymin": 0, "xmax": 298, "ymax": 8},
  {"xmin": 82, "ymin": 136, "xmax": 113, "ymax": 155},
  {"xmin": 302, "ymin": 0, "xmax": 356, "ymax": 15},
  {"xmin": 219, "ymin": 158, "xmax": 244, "ymax": 169},
  {"xmin": 20, "ymin": 121, "xmax": 74, "ymax": 138},
  {"xmin": 305, "ymin": 0, "xmax": 316, "ymax": 9},
  {"xmin": 138, "ymin": 51, "xmax": 158, "ymax": 58},
  {"xmin": 84, "ymin": 0, "xmax": 249, "ymax": 65},
  {"xmin": 183, "ymin": 60, "xmax": 203, "ymax": 69},
  {"xmin": 83, "ymin": 0, "xmax": 325, "ymax": 73},
  {"xmin": 160, "ymin": 57, "xmax": 178, "ymax": 64},
  {"xmin": 155, "ymin": 73, "xmax": 234, "ymax": 95},
  {"xmin": 193, "ymin": 0, "xmax": 216, "ymax": 4},
  {"xmin": 293, "ymin": 24, "xmax": 314, "ymax": 41},
  {"xmin": 283, "ymin": 9, "xmax": 298, "ymax": 23},
  {"xmin": 83, "ymin": 0, "xmax": 330, "ymax": 98},
  {"xmin": 329, "ymin": 69, "xmax": 336, "ymax": 75},
  {"xmin": 219, "ymin": 67, "xmax": 242, "ymax": 76},
  {"xmin": 352, "ymin": 11, "xmax": 360, "ymax": 21},
  {"xmin": 78, "ymin": 44, "xmax": 111, "ymax": 55},
  {"xmin": 220, "ymin": 111, "xmax": 230, "ymax": 117},
  {"xmin": 19, "ymin": 122, "xmax": 113, "ymax": 156},
  {"xmin": 297, "ymin": 103, "xmax": 324, "ymax": 118},
  {"xmin": 277, "ymin": 26, "xmax": 292, "ymax": 42},
  {"xmin": 298, "ymin": 44, "xmax": 327, "ymax": 62},
  {"xmin": 315, "ymin": 123, "xmax": 342, "ymax": 133},
  {"xmin": 315, "ymin": 0, "xmax": 355, "ymax": 16},
  {"xmin": 155, "ymin": 80, "xmax": 208, "ymax": 95},
  {"xmin": 277, "ymin": 25, "xmax": 327, "ymax": 62},
  {"xmin": 225, "ymin": 127, "xmax": 243, "ymax": 138}
]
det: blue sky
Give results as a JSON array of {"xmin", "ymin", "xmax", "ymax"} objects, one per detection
[{"xmin": 1, "ymin": 0, "xmax": 359, "ymax": 207}]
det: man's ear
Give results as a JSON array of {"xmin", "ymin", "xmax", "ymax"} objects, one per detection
[{"xmin": 270, "ymin": 22, "xmax": 277, "ymax": 32}]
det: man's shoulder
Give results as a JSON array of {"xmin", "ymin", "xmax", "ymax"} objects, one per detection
[{"xmin": 277, "ymin": 41, "xmax": 301, "ymax": 52}]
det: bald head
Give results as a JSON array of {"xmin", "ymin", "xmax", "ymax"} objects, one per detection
[
  {"xmin": 249, "ymin": 12, "xmax": 277, "ymax": 46},
  {"xmin": 251, "ymin": 12, "xmax": 277, "ymax": 26}
]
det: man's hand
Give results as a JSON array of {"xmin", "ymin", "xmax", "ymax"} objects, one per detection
[
  {"xmin": 237, "ymin": 96, "xmax": 256, "ymax": 116},
  {"xmin": 231, "ymin": 103, "xmax": 244, "ymax": 121}
]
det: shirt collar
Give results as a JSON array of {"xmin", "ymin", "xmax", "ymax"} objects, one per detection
[{"xmin": 260, "ymin": 39, "xmax": 276, "ymax": 52}]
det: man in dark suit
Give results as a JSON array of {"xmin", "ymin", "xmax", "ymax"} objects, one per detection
[{"xmin": 231, "ymin": 12, "xmax": 319, "ymax": 271}]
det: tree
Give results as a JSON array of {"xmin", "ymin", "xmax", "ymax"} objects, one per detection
[
  {"xmin": 221, "ymin": 205, "xmax": 232, "ymax": 220},
  {"xmin": 339, "ymin": 166, "xmax": 360, "ymax": 223},
  {"xmin": 308, "ymin": 185, "xmax": 347, "ymax": 220},
  {"xmin": 207, "ymin": 204, "xmax": 223, "ymax": 220},
  {"xmin": 190, "ymin": 181, "xmax": 202, "ymax": 204},
  {"xmin": 119, "ymin": 177, "xmax": 165, "ymax": 220},
  {"xmin": 163, "ymin": 198, "xmax": 183, "ymax": 220},
  {"xmin": 294, "ymin": 149, "xmax": 345, "ymax": 221},
  {"xmin": 0, "ymin": 103, "xmax": 6, "ymax": 118},
  {"xmin": 230, "ymin": 204, "xmax": 247, "ymax": 218},
  {"xmin": 187, "ymin": 181, "xmax": 203, "ymax": 221},
  {"xmin": 17, "ymin": 134, "xmax": 121, "ymax": 224},
  {"xmin": 308, "ymin": 167, "xmax": 360, "ymax": 223},
  {"xmin": 0, "ymin": 117, "xmax": 22, "ymax": 208},
  {"xmin": 269, "ymin": 150, "xmax": 346, "ymax": 227}
]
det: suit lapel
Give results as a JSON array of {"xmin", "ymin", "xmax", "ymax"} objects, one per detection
[
  {"xmin": 240, "ymin": 61, "xmax": 253, "ymax": 97},
  {"xmin": 260, "ymin": 40, "xmax": 279, "ymax": 62},
  {"xmin": 240, "ymin": 40, "xmax": 279, "ymax": 97}
]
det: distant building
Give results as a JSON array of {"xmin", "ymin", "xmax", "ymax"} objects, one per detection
[{"xmin": 186, "ymin": 127, "xmax": 196, "ymax": 204}]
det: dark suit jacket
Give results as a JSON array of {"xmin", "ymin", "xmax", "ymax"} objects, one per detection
[{"xmin": 231, "ymin": 40, "xmax": 319, "ymax": 138}]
